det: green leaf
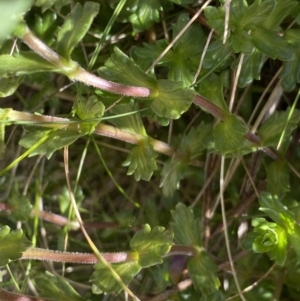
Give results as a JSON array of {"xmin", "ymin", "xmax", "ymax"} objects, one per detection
[
  {"xmin": 252, "ymin": 26, "xmax": 295, "ymax": 61},
  {"xmin": 258, "ymin": 192, "xmax": 295, "ymax": 234},
  {"xmin": 213, "ymin": 114, "xmax": 248, "ymax": 156},
  {"xmin": 266, "ymin": 161, "xmax": 290, "ymax": 196},
  {"xmin": 169, "ymin": 13, "xmax": 205, "ymax": 86},
  {"xmin": 288, "ymin": 224, "xmax": 300, "ymax": 263},
  {"xmin": 130, "ymin": 224, "xmax": 173, "ymax": 268},
  {"xmin": 0, "ymin": 77, "xmax": 23, "ymax": 97},
  {"xmin": 0, "ymin": 226, "xmax": 32, "ymax": 266},
  {"xmin": 258, "ymin": 108, "xmax": 300, "ymax": 147},
  {"xmin": 34, "ymin": 0, "xmax": 70, "ymax": 12},
  {"xmin": 0, "ymin": 0, "xmax": 32, "ymax": 42},
  {"xmin": 198, "ymin": 73, "xmax": 230, "ymax": 114},
  {"xmin": 129, "ymin": 0, "xmax": 161, "ymax": 32},
  {"xmin": 204, "ymin": 6, "xmax": 225, "ymax": 34},
  {"xmin": 236, "ymin": 49, "xmax": 266, "ymax": 87},
  {"xmin": 151, "ymin": 80, "xmax": 195, "ymax": 119},
  {"xmin": 262, "ymin": 0, "xmax": 297, "ymax": 29},
  {"xmin": 236, "ymin": 0, "xmax": 276, "ymax": 30},
  {"xmin": 56, "ymin": 2, "xmax": 100, "ymax": 59},
  {"xmin": 109, "ymin": 102, "xmax": 147, "ymax": 136},
  {"xmin": 75, "ymin": 95, "xmax": 105, "ymax": 134},
  {"xmin": 98, "ymin": 47, "xmax": 156, "ymax": 91},
  {"xmin": 19, "ymin": 128, "xmax": 84, "ymax": 159},
  {"xmin": 122, "ymin": 139, "xmax": 157, "ymax": 181},
  {"xmin": 170, "ymin": 203, "xmax": 202, "ymax": 246},
  {"xmin": 35, "ymin": 272, "xmax": 84, "ymax": 301},
  {"xmin": 0, "ymin": 52, "xmax": 58, "ymax": 76},
  {"xmin": 91, "ymin": 261, "xmax": 141, "ymax": 295},
  {"xmin": 8, "ymin": 194, "xmax": 32, "ymax": 222},
  {"xmin": 0, "ymin": 108, "xmax": 12, "ymax": 159},
  {"xmin": 200, "ymin": 291, "xmax": 225, "ymax": 301},
  {"xmin": 251, "ymin": 218, "xmax": 287, "ymax": 266},
  {"xmin": 202, "ymin": 40, "xmax": 232, "ymax": 70},
  {"xmin": 180, "ymin": 122, "xmax": 214, "ymax": 159},
  {"xmin": 160, "ymin": 159, "xmax": 188, "ymax": 197},
  {"xmin": 188, "ymin": 253, "xmax": 221, "ymax": 294}
]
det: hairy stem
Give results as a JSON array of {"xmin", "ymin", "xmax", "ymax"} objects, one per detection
[
  {"xmin": 22, "ymin": 247, "xmax": 137, "ymax": 264},
  {"xmin": 20, "ymin": 27, "xmax": 151, "ymax": 98},
  {"xmin": 0, "ymin": 289, "xmax": 51, "ymax": 301}
]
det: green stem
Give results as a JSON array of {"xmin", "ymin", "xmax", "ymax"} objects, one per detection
[{"xmin": 0, "ymin": 288, "xmax": 51, "ymax": 301}]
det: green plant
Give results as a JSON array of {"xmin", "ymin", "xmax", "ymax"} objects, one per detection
[{"xmin": 1, "ymin": 0, "xmax": 300, "ymax": 300}]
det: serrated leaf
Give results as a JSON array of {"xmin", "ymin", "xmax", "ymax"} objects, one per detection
[
  {"xmin": 56, "ymin": 2, "xmax": 100, "ymax": 59},
  {"xmin": 0, "ymin": 52, "xmax": 58, "ymax": 76},
  {"xmin": 280, "ymin": 54, "xmax": 300, "ymax": 91},
  {"xmin": 151, "ymin": 80, "xmax": 195, "ymax": 119},
  {"xmin": 35, "ymin": 272, "xmax": 84, "ymax": 301},
  {"xmin": 109, "ymin": 102, "xmax": 147, "ymax": 136},
  {"xmin": 231, "ymin": 30, "xmax": 254, "ymax": 54},
  {"xmin": 198, "ymin": 73, "xmax": 230, "ymax": 114},
  {"xmin": 123, "ymin": 139, "xmax": 157, "ymax": 181},
  {"xmin": 129, "ymin": 0, "xmax": 161, "ymax": 32},
  {"xmin": 252, "ymin": 26, "xmax": 295, "ymax": 61},
  {"xmin": 170, "ymin": 203, "xmax": 202, "ymax": 246},
  {"xmin": 19, "ymin": 128, "xmax": 84, "ymax": 159},
  {"xmin": 0, "ymin": 226, "xmax": 32, "ymax": 266},
  {"xmin": 266, "ymin": 161, "xmax": 290, "ymax": 196},
  {"xmin": 160, "ymin": 159, "xmax": 188, "ymax": 197},
  {"xmin": 130, "ymin": 224, "xmax": 173, "ymax": 268},
  {"xmin": 98, "ymin": 47, "xmax": 156, "ymax": 91},
  {"xmin": 91, "ymin": 261, "xmax": 141, "ymax": 295},
  {"xmin": 213, "ymin": 114, "xmax": 248, "ymax": 156},
  {"xmin": 258, "ymin": 192, "xmax": 295, "ymax": 234},
  {"xmin": 258, "ymin": 108, "xmax": 300, "ymax": 147},
  {"xmin": 75, "ymin": 95, "xmax": 105, "ymax": 134},
  {"xmin": 188, "ymin": 253, "xmax": 220, "ymax": 294},
  {"xmin": 237, "ymin": 49, "xmax": 265, "ymax": 87}
]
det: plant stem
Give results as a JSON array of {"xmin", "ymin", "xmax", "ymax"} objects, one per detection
[
  {"xmin": 21, "ymin": 247, "xmax": 137, "ymax": 264},
  {"xmin": 20, "ymin": 27, "xmax": 150, "ymax": 98}
]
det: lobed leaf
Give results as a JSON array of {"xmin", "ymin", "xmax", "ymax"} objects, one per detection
[
  {"xmin": 129, "ymin": 0, "xmax": 161, "ymax": 32},
  {"xmin": 151, "ymin": 79, "xmax": 195, "ymax": 119},
  {"xmin": 91, "ymin": 261, "xmax": 141, "ymax": 295},
  {"xmin": 122, "ymin": 139, "xmax": 157, "ymax": 181},
  {"xmin": 258, "ymin": 192, "xmax": 295, "ymax": 234},
  {"xmin": 98, "ymin": 47, "xmax": 156, "ymax": 91},
  {"xmin": 56, "ymin": 2, "xmax": 100, "ymax": 59},
  {"xmin": 188, "ymin": 252, "xmax": 221, "ymax": 294},
  {"xmin": 170, "ymin": 203, "xmax": 202, "ymax": 246},
  {"xmin": 75, "ymin": 95, "xmax": 105, "ymax": 134},
  {"xmin": 213, "ymin": 114, "xmax": 248, "ymax": 157},
  {"xmin": 0, "ymin": 226, "xmax": 32, "ymax": 266},
  {"xmin": 130, "ymin": 224, "xmax": 173, "ymax": 268}
]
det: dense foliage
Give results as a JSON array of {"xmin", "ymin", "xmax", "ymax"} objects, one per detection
[{"xmin": 1, "ymin": 0, "xmax": 300, "ymax": 300}]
